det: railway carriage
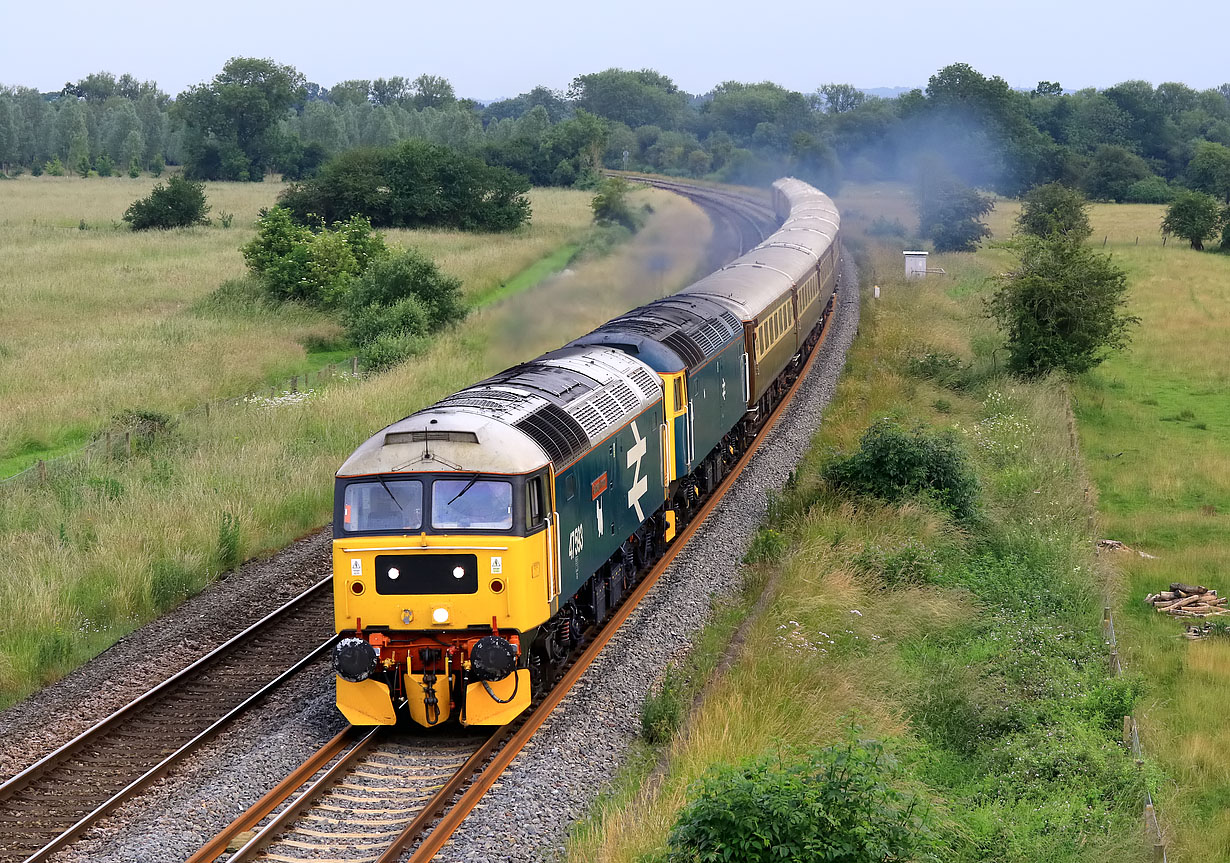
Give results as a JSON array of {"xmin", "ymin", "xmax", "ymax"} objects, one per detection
[{"xmin": 332, "ymin": 178, "xmax": 841, "ymax": 728}]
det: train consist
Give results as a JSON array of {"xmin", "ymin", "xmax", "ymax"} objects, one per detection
[{"xmin": 330, "ymin": 178, "xmax": 841, "ymax": 727}]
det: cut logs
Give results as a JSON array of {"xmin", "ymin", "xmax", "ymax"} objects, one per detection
[{"xmin": 1144, "ymin": 583, "xmax": 1227, "ymax": 617}]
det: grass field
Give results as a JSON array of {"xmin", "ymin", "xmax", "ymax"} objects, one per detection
[
  {"xmin": 569, "ymin": 196, "xmax": 1150, "ymax": 863},
  {"xmin": 0, "ymin": 176, "xmax": 594, "ymax": 477},
  {"xmin": 1057, "ymin": 207, "xmax": 1230, "ymax": 861},
  {"xmin": 0, "ymin": 180, "xmax": 709, "ymax": 707}
]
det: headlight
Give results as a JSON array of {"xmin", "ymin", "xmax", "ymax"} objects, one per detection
[
  {"xmin": 452, "ymin": 566, "xmax": 465, "ymax": 579},
  {"xmin": 432, "ymin": 607, "xmax": 450, "ymax": 624},
  {"xmin": 388, "ymin": 567, "xmax": 400, "ymax": 580}
]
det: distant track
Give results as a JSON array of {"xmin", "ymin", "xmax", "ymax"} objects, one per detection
[
  {"xmin": 0, "ymin": 579, "xmax": 335, "ymax": 863},
  {"xmin": 618, "ymin": 174, "xmax": 778, "ymax": 265}
]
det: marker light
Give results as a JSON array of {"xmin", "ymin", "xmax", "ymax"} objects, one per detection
[
  {"xmin": 452, "ymin": 566, "xmax": 465, "ymax": 579},
  {"xmin": 388, "ymin": 567, "xmax": 400, "ymax": 580},
  {"xmin": 432, "ymin": 607, "xmax": 450, "ymax": 624}
]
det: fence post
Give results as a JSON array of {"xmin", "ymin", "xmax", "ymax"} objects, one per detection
[
  {"xmin": 1123, "ymin": 715, "xmax": 1132, "ymax": 747},
  {"xmin": 351, "ymin": 356, "xmax": 359, "ymax": 376},
  {"xmin": 292, "ymin": 375, "xmax": 298, "ymax": 393},
  {"xmin": 38, "ymin": 459, "xmax": 46, "ymax": 483},
  {"xmin": 205, "ymin": 401, "xmax": 210, "ymax": 418},
  {"xmin": 125, "ymin": 431, "xmax": 132, "ymax": 457},
  {"xmin": 105, "ymin": 432, "xmax": 112, "ymax": 461}
]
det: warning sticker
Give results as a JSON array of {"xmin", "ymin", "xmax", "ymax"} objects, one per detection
[
  {"xmin": 351, "ymin": 558, "xmax": 362, "ymax": 576},
  {"xmin": 491, "ymin": 556, "xmax": 503, "ymax": 574}
]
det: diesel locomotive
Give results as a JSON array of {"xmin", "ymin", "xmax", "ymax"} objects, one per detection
[{"xmin": 331, "ymin": 178, "xmax": 841, "ymax": 727}]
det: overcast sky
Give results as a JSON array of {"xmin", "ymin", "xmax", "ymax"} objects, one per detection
[{"xmin": 3, "ymin": 0, "xmax": 1228, "ymax": 99}]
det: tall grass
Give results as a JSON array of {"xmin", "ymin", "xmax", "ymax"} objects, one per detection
[
  {"xmin": 569, "ymin": 209, "xmax": 1148, "ymax": 863},
  {"xmin": 0, "ymin": 187, "xmax": 711, "ymax": 706},
  {"xmin": 0, "ymin": 176, "xmax": 593, "ymax": 472}
]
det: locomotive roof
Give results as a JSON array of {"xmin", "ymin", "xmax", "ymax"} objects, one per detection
[
  {"xmin": 566, "ymin": 294, "xmax": 743, "ymax": 373},
  {"xmin": 337, "ymin": 346, "xmax": 662, "ymax": 477}
]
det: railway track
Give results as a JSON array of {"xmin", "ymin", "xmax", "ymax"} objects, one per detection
[
  {"xmin": 6, "ymin": 178, "xmax": 813, "ymax": 863},
  {"xmin": 0, "ymin": 578, "xmax": 335, "ymax": 863},
  {"xmin": 617, "ymin": 174, "xmax": 778, "ymax": 264},
  {"xmin": 190, "ymin": 281, "xmax": 841, "ymax": 863}
]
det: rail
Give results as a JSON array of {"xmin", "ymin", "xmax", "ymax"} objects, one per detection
[{"xmin": 1, "ymin": 577, "xmax": 336, "ymax": 863}]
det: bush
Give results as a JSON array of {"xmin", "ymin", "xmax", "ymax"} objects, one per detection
[
  {"xmin": 1123, "ymin": 176, "xmax": 1175, "ymax": 204},
  {"xmin": 357, "ymin": 330, "xmax": 428, "ymax": 373},
  {"xmin": 343, "ymin": 296, "xmax": 432, "ymax": 346},
  {"xmin": 122, "ymin": 176, "xmax": 212, "ymax": 230},
  {"xmin": 43, "ymin": 157, "xmax": 65, "ymax": 176},
  {"xmin": 591, "ymin": 176, "xmax": 640, "ymax": 230},
  {"xmin": 1016, "ymin": 183, "xmax": 1091, "ymax": 241},
  {"xmin": 867, "ymin": 215, "xmax": 907, "ymax": 238},
  {"xmin": 95, "ymin": 154, "xmax": 114, "ymax": 177},
  {"xmin": 824, "ymin": 418, "xmax": 979, "ymax": 522},
  {"xmin": 988, "ymin": 235, "xmax": 1137, "ymax": 377},
  {"xmin": 343, "ymin": 248, "xmax": 465, "ymax": 338},
  {"xmin": 241, "ymin": 207, "xmax": 385, "ymax": 306},
  {"xmin": 666, "ymin": 739, "xmax": 936, "ymax": 863}
]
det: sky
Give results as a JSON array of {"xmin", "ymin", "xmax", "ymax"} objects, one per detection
[{"xmin": 2, "ymin": 0, "xmax": 1229, "ymax": 99}]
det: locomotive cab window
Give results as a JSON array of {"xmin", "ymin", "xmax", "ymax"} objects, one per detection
[
  {"xmin": 343, "ymin": 479, "xmax": 423, "ymax": 532},
  {"xmin": 431, "ymin": 479, "xmax": 513, "ymax": 530},
  {"xmin": 526, "ymin": 474, "xmax": 546, "ymax": 530}
]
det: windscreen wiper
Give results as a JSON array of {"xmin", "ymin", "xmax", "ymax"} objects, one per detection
[
  {"xmin": 377, "ymin": 475, "xmax": 404, "ymax": 511},
  {"xmin": 447, "ymin": 474, "xmax": 481, "ymax": 505}
]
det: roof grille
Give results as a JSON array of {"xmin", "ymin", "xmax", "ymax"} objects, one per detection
[
  {"xmin": 661, "ymin": 331, "xmax": 706, "ymax": 368},
  {"xmin": 627, "ymin": 365, "xmax": 660, "ymax": 399},
  {"xmin": 514, "ymin": 403, "xmax": 589, "ymax": 465}
]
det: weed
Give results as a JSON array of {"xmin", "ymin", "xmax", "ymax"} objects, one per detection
[
  {"xmin": 744, "ymin": 528, "xmax": 788, "ymax": 564},
  {"xmin": 217, "ymin": 512, "xmax": 241, "ymax": 571},
  {"xmin": 933, "ymin": 398, "xmax": 952, "ymax": 414},
  {"xmin": 642, "ymin": 668, "xmax": 687, "ymax": 745}
]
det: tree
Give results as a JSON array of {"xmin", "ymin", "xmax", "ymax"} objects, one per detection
[
  {"xmin": 178, "ymin": 57, "xmax": 306, "ymax": 181},
  {"xmin": 1161, "ymin": 190, "xmax": 1224, "ymax": 250},
  {"xmin": 1033, "ymin": 81, "xmax": 1064, "ymax": 97},
  {"xmin": 1082, "ymin": 145, "xmax": 1151, "ymax": 201},
  {"xmin": 122, "ymin": 176, "xmax": 211, "ymax": 230},
  {"xmin": 816, "ymin": 83, "xmax": 866, "ymax": 114},
  {"xmin": 1017, "ymin": 182, "xmax": 1092, "ymax": 241},
  {"xmin": 278, "ymin": 140, "xmax": 531, "ymax": 231},
  {"xmin": 411, "ymin": 74, "xmax": 455, "ymax": 109},
  {"xmin": 988, "ymin": 236, "xmax": 1137, "ymax": 377},
  {"xmin": 1187, "ymin": 140, "xmax": 1230, "ymax": 202},
  {"xmin": 568, "ymin": 68, "xmax": 688, "ymax": 131},
  {"xmin": 917, "ymin": 171, "xmax": 994, "ymax": 252}
]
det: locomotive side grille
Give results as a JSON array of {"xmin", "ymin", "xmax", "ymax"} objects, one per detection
[{"xmin": 514, "ymin": 403, "xmax": 589, "ymax": 465}]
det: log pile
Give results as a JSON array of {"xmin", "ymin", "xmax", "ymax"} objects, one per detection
[{"xmin": 1144, "ymin": 583, "xmax": 1227, "ymax": 617}]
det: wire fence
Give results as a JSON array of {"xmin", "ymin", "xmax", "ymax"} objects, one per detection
[
  {"xmin": 1104, "ymin": 604, "xmax": 1169, "ymax": 862},
  {"xmin": 1066, "ymin": 385, "xmax": 1169, "ymax": 860},
  {"xmin": 0, "ymin": 355, "xmax": 361, "ymax": 490}
]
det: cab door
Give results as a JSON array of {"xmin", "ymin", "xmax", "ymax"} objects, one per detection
[{"xmin": 662, "ymin": 372, "xmax": 690, "ymax": 482}]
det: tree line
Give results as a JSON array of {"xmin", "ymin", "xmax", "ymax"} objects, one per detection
[{"xmin": 3, "ymin": 60, "xmax": 1230, "ymax": 204}]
